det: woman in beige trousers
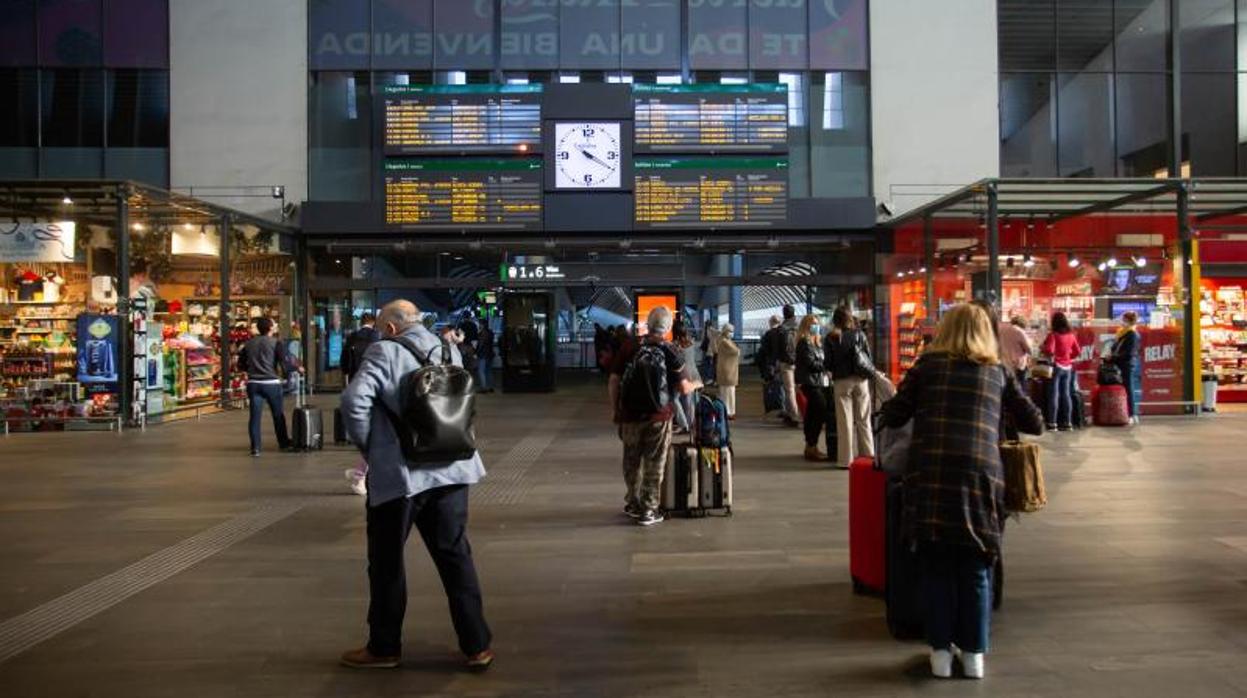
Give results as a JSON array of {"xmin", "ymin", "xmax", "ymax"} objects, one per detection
[
  {"xmin": 716, "ymin": 323, "xmax": 741, "ymax": 418},
  {"xmin": 825, "ymin": 308, "xmax": 875, "ymax": 468}
]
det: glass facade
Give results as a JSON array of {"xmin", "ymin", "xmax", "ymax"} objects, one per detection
[
  {"xmin": 0, "ymin": 0, "xmax": 170, "ymax": 185},
  {"xmin": 308, "ymin": 0, "xmax": 873, "ymax": 203},
  {"xmin": 999, "ymin": 0, "xmax": 1247, "ymax": 178}
]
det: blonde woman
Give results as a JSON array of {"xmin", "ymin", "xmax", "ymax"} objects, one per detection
[
  {"xmin": 715, "ymin": 323, "xmax": 741, "ymax": 418},
  {"xmin": 879, "ymin": 303, "xmax": 1043, "ymax": 680}
]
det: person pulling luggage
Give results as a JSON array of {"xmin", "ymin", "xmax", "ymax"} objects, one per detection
[
  {"xmin": 879, "ymin": 303, "xmax": 1043, "ymax": 679},
  {"xmin": 238, "ymin": 317, "xmax": 299, "ymax": 457},
  {"xmin": 609, "ymin": 307, "xmax": 700, "ymax": 527}
]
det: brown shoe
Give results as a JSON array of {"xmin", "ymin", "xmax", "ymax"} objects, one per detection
[
  {"xmin": 804, "ymin": 446, "xmax": 826, "ymax": 462},
  {"xmin": 465, "ymin": 648, "xmax": 494, "ymax": 672},
  {"xmin": 340, "ymin": 646, "xmax": 400, "ymax": 669}
]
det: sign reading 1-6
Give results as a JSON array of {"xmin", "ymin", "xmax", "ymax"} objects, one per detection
[{"xmin": 502, "ymin": 264, "xmax": 568, "ymax": 284}]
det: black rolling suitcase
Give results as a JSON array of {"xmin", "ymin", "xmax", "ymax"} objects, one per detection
[
  {"xmin": 333, "ymin": 407, "xmax": 350, "ymax": 445},
  {"xmin": 291, "ymin": 377, "xmax": 323, "ymax": 451}
]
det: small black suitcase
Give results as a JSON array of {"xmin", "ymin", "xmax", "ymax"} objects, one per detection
[
  {"xmin": 333, "ymin": 407, "xmax": 350, "ymax": 445},
  {"xmin": 290, "ymin": 380, "xmax": 323, "ymax": 451}
]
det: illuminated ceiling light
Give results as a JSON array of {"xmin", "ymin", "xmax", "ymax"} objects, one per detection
[
  {"xmin": 1097, "ymin": 260, "xmax": 1108, "ymax": 272},
  {"xmin": 61, "ymin": 194, "xmax": 73, "ymax": 205},
  {"xmin": 131, "ymin": 222, "xmax": 144, "ymax": 231},
  {"xmin": 1068, "ymin": 256, "xmax": 1081, "ymax": 268},
  {"xmin": 1134, "ymin": 255, "xmax": 1147, "ymax": 267},
  {"xmin": 184, "ymin": 222, "xmax": 194, "ymax": 231},
  {"xmin": 334, "ymin": 258, "xmax": 342, "ymax": 265},
  {"xmin": 896, "ymin": 271, "xmax": 904, "ymax": 279},
  {"xmin": 918, "ymin": 266, "xmax": 927, "ymax": 273},
  {"xmin": 1023, "ymin": 255, "xmax": 1035, "ymax": 268},
  {"xmin": 1106, "ymin": 256, "xmax": 1118, "ymax": 268}
]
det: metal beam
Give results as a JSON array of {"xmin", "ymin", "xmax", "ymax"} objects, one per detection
[
  {"xmin": 986, "ymin": 183, "xmax": 1000, "ymax": 305},
  {"xmin": 218, "ymin": 214, "xmax": 232, "ymax": 409},
  {"xmin": 1169, "ymin": 0, "xmax": 1183, "ymax": 177},
  {"xmin": 116, "ymin": 185, "xmax": 133, "ymax": 426},
  {"xmin": 1049, "ymin": 182, "xmax": 1178, "ymax": 222},
  {"xmin": 1194, "ymin": 202, "xmax": 1247, "ymax": 223}
]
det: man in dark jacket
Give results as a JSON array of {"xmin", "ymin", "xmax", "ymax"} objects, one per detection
[
  {"xmin": 775, "ymin": 305, "xmax": 800, "ymax": 427},
  {"xmin": 238, "ymin": 317, "xmax": 297, "ymax": 456},
  {"xmin": 342, "ymin": 313, "xmax": 380, "ymax": 383},
  {"xmin": 476, "ymin": 321, "xmax": 495, "ymax": 393}
]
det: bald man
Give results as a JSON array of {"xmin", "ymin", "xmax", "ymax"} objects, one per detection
[{"xmin": 338, "ymin": 300, "xmax": 493, "ymax": 671}]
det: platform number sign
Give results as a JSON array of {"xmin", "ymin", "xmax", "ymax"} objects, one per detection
[{"xmin": 553, "ymin": 122, "xmax": 622, "ymax": 189}]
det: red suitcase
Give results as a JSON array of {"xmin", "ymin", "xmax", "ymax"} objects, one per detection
[
  {"xmin": 849, "ymin": 455, "xmax": 887, "ymax": 594},
  {"xmin": 1093, "ymin": 385, "xmax": 1130, "ymax": 426}
]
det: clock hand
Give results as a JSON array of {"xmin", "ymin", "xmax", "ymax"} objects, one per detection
[{"xmin": 580, "ymin": 149, "xmax": 612, "ymax": 169}]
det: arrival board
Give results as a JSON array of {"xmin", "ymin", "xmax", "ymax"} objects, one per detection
[
  {"xmin": 384, "ymin": 159, "xmax": 542, "ymax": 231},
  {"xmin": 382, "ymin": 85, "xmax": 542, "ymax": 155},
  {"xmin": 634, "ymin": 158, "xmax": 788, "ymax": 228},
  {"xmin": 633, "ymin": 84, "xmax": 788, "ymax": 153}
]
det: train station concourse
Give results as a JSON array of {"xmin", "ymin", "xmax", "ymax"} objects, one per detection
[{"xmin": 6, "ymin": 0, "xmax": 1247, "ymax": 695}]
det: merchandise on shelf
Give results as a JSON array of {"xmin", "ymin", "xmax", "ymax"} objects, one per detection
[{"xmin": 1199, "ymin": 282, "xmax": 1247, "ymax": 400}]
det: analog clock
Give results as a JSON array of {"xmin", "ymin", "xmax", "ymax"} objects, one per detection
[{"xmin": 553, "ymin": 122, "xmax": 622, "ymax": 189}]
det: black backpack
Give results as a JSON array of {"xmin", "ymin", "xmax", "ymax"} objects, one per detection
[
  {"xmin": 344, "ymin": 328, "xmax": 377, "ymax": 376},
  {"xmin": 383, "ymin": 336, "xmax": 478, "ymax": 464},
  {"xmin": 620, "ymin": 343, "xmax": 669, "ymax": 417}
]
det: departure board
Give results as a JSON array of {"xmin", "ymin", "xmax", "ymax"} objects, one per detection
[
  {"xmin": 633, "ymin": 84, "xmax": 788, "ymax": 153},
  {"xmin": 382, "ymin": 85, "xmax": 542, "ymax": 155},
  {"xmin": 634, "ymin": 158, "xmax": 788, "ymax": 228},
  {"xmin": 384, "ymin": 159, "xmax": 543, "ymax": 231}
]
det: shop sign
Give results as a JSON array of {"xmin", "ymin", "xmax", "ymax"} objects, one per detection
[
  {"xmin": 1140, "ymin": 327, "xmax": 1183, "ymax": 414},
  {"xmin": 1055, "ymin": 280, "xmax": 1093, "ymax": 296},
  {"xmin": 0, "ymin": 222, "xmax": 76, "ymax": 263},
  {"xmin": 76, "ymin": 314, "xmax": 120, "ymax": 396}
]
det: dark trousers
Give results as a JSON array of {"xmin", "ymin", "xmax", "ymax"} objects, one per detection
[
  {"xmin": 246, "ymin": 382, "xmax": 289, "ymax": 452},
  {"xmin": 919, "ymin": 542, "xmax": 993, "ymax": 653},
  {"xmin": 366, "ymin": 484, "xmax": 492, "ymax": 657},
  {"xmin": 800, "ymin": 384, "xmax": 835, "ymax": 454}
]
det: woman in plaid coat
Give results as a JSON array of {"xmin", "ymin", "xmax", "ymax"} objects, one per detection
[{"xmin": 880, "ymin": 303, "xmax": 1044, "ymax": 679}]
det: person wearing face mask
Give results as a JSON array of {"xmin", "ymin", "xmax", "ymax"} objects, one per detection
[
  {"xmin": 795, "ymin": 315, "xmax": 834, "ymax": 461},
  {"xmin": 715, "ymin": 323, "xmax": 741, "ymax": 419}
]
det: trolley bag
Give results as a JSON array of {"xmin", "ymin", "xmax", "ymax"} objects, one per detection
[
  {"xmin": 291, "ymin": 382, "xmax": 323, "ymax": 451},
  {"xmin": 333, "ymin": 407, "xmax": 350, "ymax": 445},
  {"xmin": 849, "ymin": 456, "xmax": 887, "ymax": 594},
  {"xmin": 763, "ymin": 377, "xmax": 784, "ymax": 415},
  {"xmin": 662, "ymin": 444, "xmax": 699, "ymax": 514},
  {"xmin": 1071, "ymin": 388, "xmax": 1088, "ymax": 429},
  {"xmin": 1093, "ymin": 384, "xmax": 1130, "ymax": 426},
  {"xmin": 885, "ymin": 477, "xmax": 923, "ymax": 640},
  {"xmin": 695, "ymin": 447, "xmax": 733, "ymax": 513}
]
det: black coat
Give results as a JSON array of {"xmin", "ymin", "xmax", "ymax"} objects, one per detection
[
  {"xmin": 825, "ymin": 328, "xmax": 872, "ymax": 380},
  {"xmin": 794, "ymin": 337, "xmax": 828, "ymax": 387},
  {"xmin": 1111, "ymin": 328, "xmax": 1140, "ymax": 370}
]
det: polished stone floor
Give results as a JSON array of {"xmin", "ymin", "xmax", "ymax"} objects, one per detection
[{"xmin": 1, "ymin": 376, "xmax": 1247, "ymax": 697}]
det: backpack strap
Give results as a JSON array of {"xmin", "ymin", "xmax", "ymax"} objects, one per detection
[{"xmin": 385, "ymin": 335, "xmax": 436, "ymax": 367}]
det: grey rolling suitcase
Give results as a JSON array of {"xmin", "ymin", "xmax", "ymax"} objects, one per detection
[{"xmin": 662, "ymin": 444, "xmax": 699, "ymax": 513}]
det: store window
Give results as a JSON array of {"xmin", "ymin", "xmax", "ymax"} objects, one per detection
[
  {"xmin": 1, "ymin": 216, "xmax": 117, "ymax": 428},
  {"xmin": 40, "ymin": 68, "xmax": 105, "ymax": 147},
  {"xmin": 1116, "ymin": 0, "xmax": 1168, "ymax": 72},
  {"xmin": 1183, "ymin": 72, "xmax": 1238, "ymax": 176},
  {"xmin": 309, "ymin": 70, "xmax": 371, "ymax": 202},
  {"xmin": 1116, "ymin": 73, "xmax": 1170, "ymax": 177},
  {"xmin": 1057, "ymin": 72, "xmax": 1115, "ymax": 177},
  {"xmin": 1180, "ymin": 0, "xmax": 1235, "ymax": 72},
  {"xmin": 1057, "ymin": 1, "xmax": 1114, "ymax": 71}
]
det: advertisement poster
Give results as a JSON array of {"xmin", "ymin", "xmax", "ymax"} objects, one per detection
[
  {"xmin": 1140, "ymin": 327, "xmax": 1183, "ymax": 414},
  {"xmin": 0, "ymin": 221, "xmax": 76, "ymax": 262},
  {"xmin": 636, "ymin": 294, "xmax": 677, "ymax": 340},
  {"xmin": 76, "ymin": 314, "xmax": 120, "ymax": 395}
]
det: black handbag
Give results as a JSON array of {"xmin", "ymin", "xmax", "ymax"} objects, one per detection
[
  {"xmin": 1097, "ymin": 362, "xmax": 1123, "ymax": 386},
  {"xmin": 384, "ymin": 336, "xmax": 478, "ymax": 465}
]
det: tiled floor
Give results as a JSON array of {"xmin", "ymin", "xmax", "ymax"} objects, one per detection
[{"xmin": 1, "ymin": 376, "xmax": 1246, "ymax": 696}]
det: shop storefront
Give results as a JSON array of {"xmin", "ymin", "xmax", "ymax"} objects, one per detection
[
  {"xmin": 0, "ymin": 182, "xmax": 297, "ymax": 432},
  {"xmin": 1197, "ymin": 238, "xmax": 1247, "ymax": 407},
  {"xmin": 882, "ymin": 179, "xmax": 1247, "ymax": 416}
]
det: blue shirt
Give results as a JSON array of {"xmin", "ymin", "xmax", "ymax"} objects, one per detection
[{"xmin": 339, "ymin": 325, "xmax": 486, "ymax": 506}]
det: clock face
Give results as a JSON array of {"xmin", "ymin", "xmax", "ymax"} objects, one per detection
[{"xmin": 554, "ymin": 122, "xmax": 622, "ymax": 189}]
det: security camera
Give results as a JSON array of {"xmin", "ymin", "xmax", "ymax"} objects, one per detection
[{"xmin": 877, "ymin": 201, "xmax": 895, "ymax": 218}]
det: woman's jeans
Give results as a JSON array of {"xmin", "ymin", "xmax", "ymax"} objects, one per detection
[
  {"xmin": 1120, "ymin": 361, "xmax": 1138, "ymax": 417},
  {"xmin": 919, "ymin": 542, "xmax": 992, "ymax": 653},
  {"xmin": 1048, "ymin": 366, "xmax": 1073, "ymax": 427}
]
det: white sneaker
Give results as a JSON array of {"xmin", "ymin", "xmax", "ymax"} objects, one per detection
[
  {"xmin": 1129, "ymin": 416, "xmax": 1140, "ymax": 426},
  {"xmin": 929, "ymin": 648, "xmax": 953, "ymax": 679},
  {"xmin": 961, "ymin": 652, "xmax": 985, "ymax": 679},
  {"xmin": 344, "ymin": 469, "xmax": 367, "ymax": 497}
]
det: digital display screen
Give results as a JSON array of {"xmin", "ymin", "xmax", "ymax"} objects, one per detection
[
  {"xmin": 634, "ymin": 157, "xmax": 788, "ymax": 228},
  {"xmin": 1109, "ymin": 300, "xmax": 1155, "ymax": 322},
  {"xmin": 633, "ymin": 84, "xmax": 788, "ymax": 153},
  {"xmin": 384, "ymin": 159, "xmax": 543, "ymax": 231},
  {"xmin": 381, "ymin": 85, "xmax": 542, "ymax": 155}
]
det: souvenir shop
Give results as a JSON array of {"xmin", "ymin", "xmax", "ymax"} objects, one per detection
[
  {"xmin": 882, "ymin": 179, "xmax": 1247, "ymax": 416},
  {"xmin": 0, "ymin": 182, "xmax": 298, "ymax": 432}
]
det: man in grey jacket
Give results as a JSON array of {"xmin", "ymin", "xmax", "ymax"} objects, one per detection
[{"xmin": 337, "ymin": 300, "xmax": 494, "ymax": 671}]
